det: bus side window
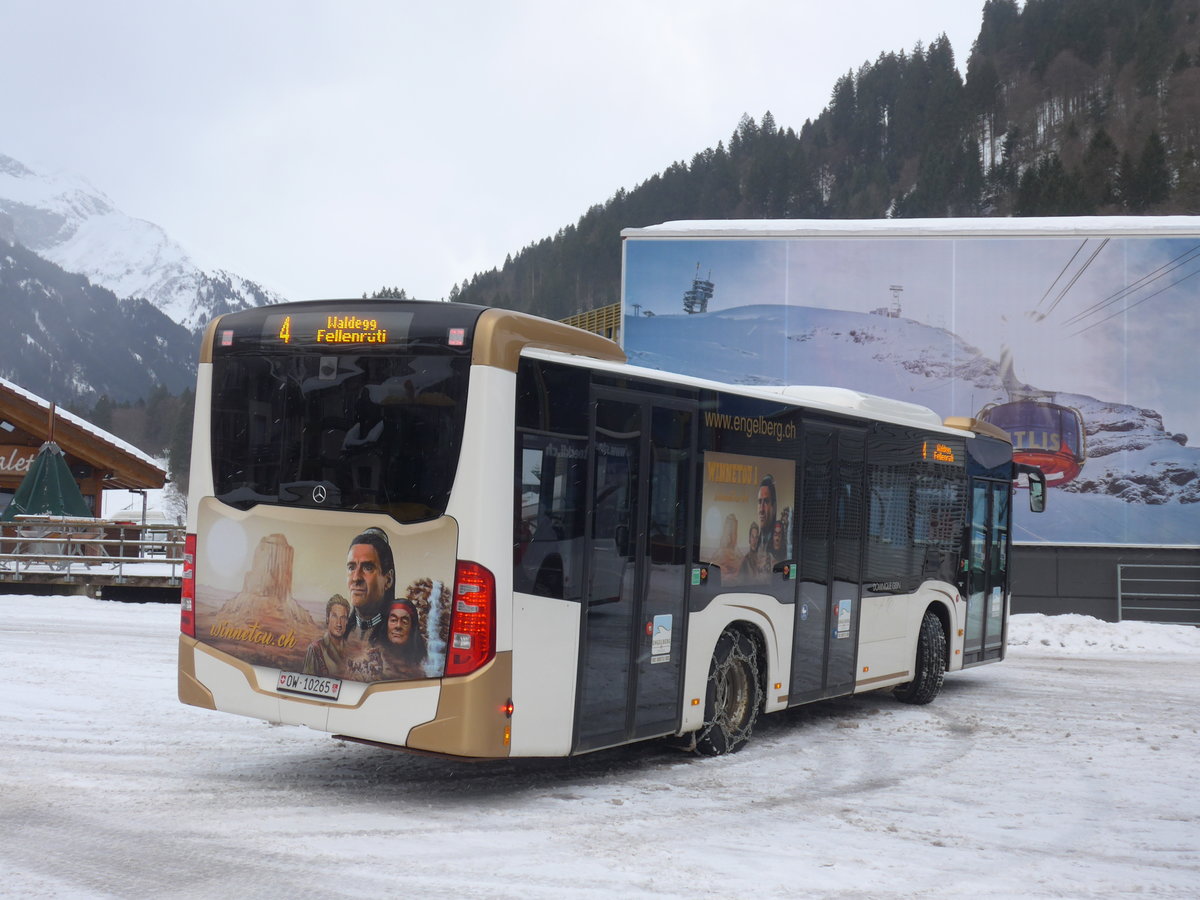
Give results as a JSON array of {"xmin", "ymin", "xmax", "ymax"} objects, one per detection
[{"xmin": 514, "ymin": 437, "xmax": 587, "ymax": 600}]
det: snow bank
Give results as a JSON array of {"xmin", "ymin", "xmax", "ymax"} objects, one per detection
[{"xmin": 1008, "ymin": 612, "xmax": 1200, "ymax": 655}]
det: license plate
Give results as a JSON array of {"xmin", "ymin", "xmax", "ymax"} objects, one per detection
[{"xmin": 276, "ymin": 670, "xmax": 341, "ymax": 700}]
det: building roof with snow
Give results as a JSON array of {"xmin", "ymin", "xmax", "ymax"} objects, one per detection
[{"xmin": 0, "ymin": 377, "xmax": 166, "ymax": 515}]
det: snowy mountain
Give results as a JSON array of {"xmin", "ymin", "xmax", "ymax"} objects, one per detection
[
  {"xmin": 0, "ymin": 237, "xmax": 196, "ymax": 404},
  {"xmin": 0, "ymin": 152, "xmax": 284, "ymax": 331},
  {"xmin": 628, "ymin": 303, "xmax": 1014, "ymax": 411},
  {"xmin": 625, "ymin": 305, "xmax": 1200, "ymax": 544},
  {"xmin": 1057, "ymin": 393, "xmax": 1197, "ymax": 504}
]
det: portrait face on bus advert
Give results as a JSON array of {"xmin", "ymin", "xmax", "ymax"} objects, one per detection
[
  {"xmin": 192, "ymin": 499, "xmax": 456, "ymax": 684},
  {"xmin": 700, "ymin": 451, "xmax": 795, "ymax": 586}
]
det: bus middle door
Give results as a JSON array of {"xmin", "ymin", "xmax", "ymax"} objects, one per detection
[
  {"xmin": 575, "ymin": 391, "xmax": 695, "ymax": 753},
  {"xmin": 790, "ymin": 423, "xmax": 867, "ymax": 704}
]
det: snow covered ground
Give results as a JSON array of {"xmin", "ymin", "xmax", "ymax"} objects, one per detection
[{"xmin": 2, "ymin": 596, "xmax": 1198, "ymax": 899}]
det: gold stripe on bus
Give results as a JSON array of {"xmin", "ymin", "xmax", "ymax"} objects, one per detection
[
  {"xmin": 857, "ymin": 670, "xmax": 911, "ymax": 687},
  {"xmin": 943, "ymin": 416, "xmax": 1011, "ymax": 442},
  {"xmin": 198, "ymin": 314, "xmax": 227, "ymax": 365},
  {"xmin": 472, "ymin": 308, "xmax": 625, "ymax": 372},
  {"xmin": 178, "ymin": 635, "xmax": 217, "ymax": 710},
  {"xmin": 406, "ymin": 652, "xmax": 513, "ymax": 758}
]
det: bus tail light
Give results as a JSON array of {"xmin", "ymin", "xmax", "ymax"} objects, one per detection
[
  {"xmin": 180, "ymin": 533, "xmax": 197, "ymax": 638},
  {"xmin": 445, "ymin": 560, "xmax": 496, "ymax": 677}
]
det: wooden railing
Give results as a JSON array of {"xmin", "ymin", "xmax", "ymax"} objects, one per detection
[{"xmin": 0, "ymin": 515, "xmax": 186, "ymax": 584}]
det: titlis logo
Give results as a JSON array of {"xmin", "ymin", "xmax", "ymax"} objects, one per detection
[{"xmin": 312, "ymin": 484, "xmax": 328, "ymax": 504}]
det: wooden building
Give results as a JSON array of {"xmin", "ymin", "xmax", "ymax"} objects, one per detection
[
  {"xmin": 561, "ymin": 302, "xmax": 621, "ymax": 342},
  {"xmin": 0, "ymin": 378, "xmax": 166, "ymax": 518}
]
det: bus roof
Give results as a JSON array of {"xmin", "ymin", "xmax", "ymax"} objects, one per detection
[{"xmin": 521, "ymin": 346, "xmax": 996, "ymax": 439}]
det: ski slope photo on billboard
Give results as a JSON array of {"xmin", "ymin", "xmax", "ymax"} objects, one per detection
[{"xmin": 621, "ymin": 219, "xmax": 1200, "ymax": 546}]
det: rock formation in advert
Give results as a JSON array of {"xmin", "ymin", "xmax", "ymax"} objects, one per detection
[{"xmin": 214, "ymin": 533, "xmax": 317, "ymax": 631}]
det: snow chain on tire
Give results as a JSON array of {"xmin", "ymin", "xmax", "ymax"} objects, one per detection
[{"xmin": 692, "ymin": 628, "xmax": 763, "ymax": 755}]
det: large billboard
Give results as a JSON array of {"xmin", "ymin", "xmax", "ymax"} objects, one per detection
[{"xmin": 621, "ymin": 221, "xmax": 1200, "ymax": 546}]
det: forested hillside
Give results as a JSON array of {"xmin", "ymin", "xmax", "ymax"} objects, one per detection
[{"xmin": 453, "ymin": 0, "xmax": 1200, "ymax": 320}]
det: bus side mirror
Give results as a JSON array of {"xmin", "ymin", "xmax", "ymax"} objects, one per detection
[
  {"xmin": 772, "ymin": 559, "xmax": 796, "ymax": 581},
  {"xmin": 1016, "ymin": 464, "xmax": 1046, "ymax": 513},
  {"xmin": 696, "ymin": 562, "xmax": 721, "ymax": 589},
  {"xmin": 1029, "ymin": 472, "xmax": 1046, "ymax": 513}
]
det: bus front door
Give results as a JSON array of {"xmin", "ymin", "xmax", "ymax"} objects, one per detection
[
  {"xmin": 575, "ymin": 393, "xmax": 695, "ymax": 753},
  {"xmin": 964, "ymin": 478, "xmax": 1010, "ymax": 664}
]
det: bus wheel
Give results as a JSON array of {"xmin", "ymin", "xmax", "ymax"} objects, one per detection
[
  {"xmin": 893, "ymin": 610, "xmax": 946, "ymax": 705},
  {"xmin": 694, "ymin": 628, "xmax": 762, "ymax": 755}
]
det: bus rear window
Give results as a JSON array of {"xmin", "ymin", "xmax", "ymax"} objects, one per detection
[{"xmin": 210, "ymin": 351, "xmax": 470, "ymax": 522}]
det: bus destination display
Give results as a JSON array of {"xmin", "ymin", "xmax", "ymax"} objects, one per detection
[
  {"xmin": 259, "ymin": 311, "xmax": 414, "ymax": 347},
  {"xmin": 922, "ymin": 440, "xmax": 960, "ymax": 465}
]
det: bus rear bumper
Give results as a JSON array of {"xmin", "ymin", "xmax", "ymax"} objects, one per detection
[{"xmin": 178, "ymin": 636, "xmax": 513, "ymax": 757}]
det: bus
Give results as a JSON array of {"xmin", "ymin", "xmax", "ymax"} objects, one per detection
[{"xmin": 178, "ymin": 299, "xmax": 1045, "ymax": 758}]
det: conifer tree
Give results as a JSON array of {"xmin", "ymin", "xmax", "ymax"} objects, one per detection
[
  {"xmin": 1116, "ymin": 150, "xmax": 1138, "ymax": 210},
  {"xmin": 1081, "ymin": 128, "xmax": 1120, "ymax": 208},
  {"xmin": 90, "ymin": 395, "xmax": 113, "ymax": 431},
  {"xmin": 167, "ymin": 389, "xmax": 194, "ymax": 497},
  {"xmin": 1136, "ymin": 132, "xmax": 1172, "ymax": 208}
]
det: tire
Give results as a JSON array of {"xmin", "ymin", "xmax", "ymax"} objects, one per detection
[
  {"xmin": 893, "ymin": 609, "xmax": 946, "ymax": 705},
  {"xmin": 693, "ymin": 628, "xmax": 763, "ymax": 755}
]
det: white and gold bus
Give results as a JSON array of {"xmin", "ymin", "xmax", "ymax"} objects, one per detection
[{"xmin": 178, "ymin": 299, "xmax": 1044, "ymax": 758}]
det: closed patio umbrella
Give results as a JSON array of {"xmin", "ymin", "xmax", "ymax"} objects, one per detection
[{"xmin": 0, "ymin": 441, "xmax": 93, "ymax": 521}]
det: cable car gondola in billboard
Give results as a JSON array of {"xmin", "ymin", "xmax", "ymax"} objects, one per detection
[{"xmin": 977, "ymin": 400, "xmax": 1087, "ymax": 486}]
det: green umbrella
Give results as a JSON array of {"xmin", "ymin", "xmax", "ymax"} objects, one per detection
[{"xmin": 0, "ymin": 441, "xmax": 93, "ymax": 521}]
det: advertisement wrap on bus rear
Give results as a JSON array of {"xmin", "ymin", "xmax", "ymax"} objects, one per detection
[{"xmin": 193, "ymin": 498, "xmax": 457, "ymax": 687}]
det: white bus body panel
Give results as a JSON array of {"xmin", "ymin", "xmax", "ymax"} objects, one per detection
[
  {"xmin": 192, "ymin": 646, "xmax": 441, "ymax": 745},
  {"xmin": 857, "ymin": 593, "xmax": 914, "ymax": 684},
  {"xmin": 678, "ymin": 582, "xmax": 964, "ymax": 729},
  {"xmin": 855, "ymin": 583, "xmax": 960, "ymax": 692},
  {"xmin": 509, "ymin": 592, "xmax": 580, "ymax": 756},
  {"xmin": 444, "ymin": 364, "xmax": 517, "ymax": 653},
  {"xmin": 680, "ymin": 593, "xmax": 794, "ymax": 733},
  {"xmin": 940, "ymin": 584, "xmax": 968, "ymax": 673},
  {"xmin": 451, "ymin": 364, "xmax": 586, "ymax": 755},
  {"xmin": 185, "ymin": 363, "xmax": 215, "ymax": 533}
]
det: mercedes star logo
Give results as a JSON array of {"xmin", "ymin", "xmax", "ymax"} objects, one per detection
[{"xmin": 312, "ymin": 484, "xmax": 328, "ymax": 504}]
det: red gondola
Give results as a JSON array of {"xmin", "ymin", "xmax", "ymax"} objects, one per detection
[{"xmin": 977, "ymin": 400, "xmax": 1087, "ymax": 486}]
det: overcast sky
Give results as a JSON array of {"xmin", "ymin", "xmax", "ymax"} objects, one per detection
[{"xmin": 2, "ymin": 1, "xmax": 989, "ymax": 302}]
